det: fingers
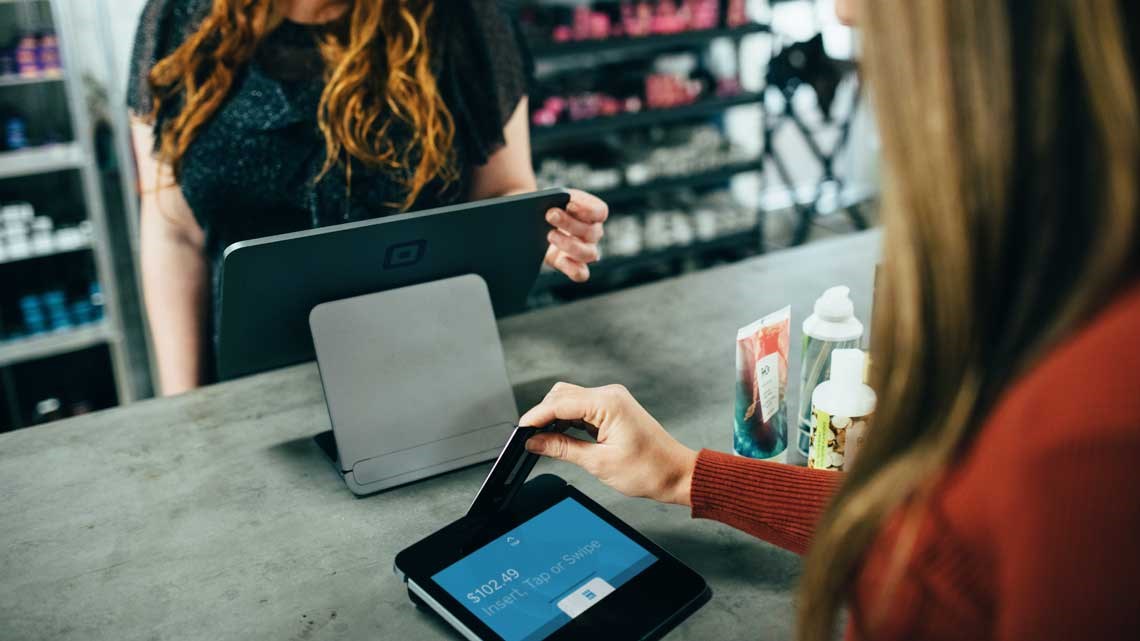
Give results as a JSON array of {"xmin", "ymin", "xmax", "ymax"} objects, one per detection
[
  {"xmin": 562, "ymin": 418, "xmax": 600, "ymax": 438},
  {"xmin": 524, "ymin": 432, "xmax": 594, "ymax": 468},
  {"xmin": 519, "ymin": 383, "xmax": 595, "ymax": 428},
  {"xmin": 546, "ymin": 207, "xmax": 604, "ymax": 244},
  {"xmin": 545, "ymin": 245, "xmax": 591, "ymax": 282},
  {"xmin": 547, "ymin": 229, "xmax": 599, "ymax": 264},
  {"xmin": 565, "ymin": 188, "xmax": 610, "ymax": 224}
]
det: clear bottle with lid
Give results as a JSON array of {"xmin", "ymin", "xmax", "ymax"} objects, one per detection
[
  {"xmin": 796, "ymin": 286, "xmax": 864, "ymax": 462},
  {"xmin": 809, "ymin": 349, "xmax": 876, "ymax": 471}
]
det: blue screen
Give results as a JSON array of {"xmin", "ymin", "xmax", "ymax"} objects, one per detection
[{"xmin": 432, "ymin": 498, "xmax": 657, "ymax": 641}]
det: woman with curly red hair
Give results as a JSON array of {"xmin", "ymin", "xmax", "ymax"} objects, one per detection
[{"xmin": 129, "ymin": 0, "xmax": 608, "ymax": 394}]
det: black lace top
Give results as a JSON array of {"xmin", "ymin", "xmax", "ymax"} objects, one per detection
[{"xmin": 128, "ymin": 0, "xmax": 529, "ymax": 376}]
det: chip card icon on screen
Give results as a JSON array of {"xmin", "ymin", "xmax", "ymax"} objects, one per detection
[{"xmin": 557, "ymin": 578, "xmax": 615, "ymax": 618}]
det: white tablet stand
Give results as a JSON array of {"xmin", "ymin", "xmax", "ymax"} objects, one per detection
[{"xmin": 309, "ymin": 274, "xmax": 519, "ymax": 496}]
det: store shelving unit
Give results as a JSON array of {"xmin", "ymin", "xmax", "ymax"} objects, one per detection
[
  {"xmin": 523, "ymin": 5, "xmax": 770, "ymax": 298},
  {"xmin": 533, "ymin": 226, "xmax": 760, "ymax": 293},
  {"xmin": 592, "ymin": 158, "xmax": 764, "ymax": 204},
  {"xmin": 0, "ymin": 73, "xmax": 61, "ymax": 88},
  {"xmin": 0, "ymin": 0, "xmax": 135, "ymax": 430},
  {"xmin": 0, "ymin": 237, "xmax": 88, "ymax": 265},
  {"xmin": 530, "ymin": 91, "xmax": 764, "ymax": 152},
  {"xmin": 0, "ymin": 142, "xmax": 84, "ymax": 178},
  {"xmin": 531, "ymin": 22, "xmax": 768, "ymax": 59},
  {"xmin": 0, "ymin": 323, "xmax": 111, "ymax": 369}
]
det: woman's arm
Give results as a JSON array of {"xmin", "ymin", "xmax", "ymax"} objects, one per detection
[
  {"xmin": 520, "ymin": 383, "xmax": 842, "ymax": 555},
  {"xmin": 469, "ymin": 97, "xmax": 538, "ymax": 199},
  {"xmin": 131, "ymin": 117, "xmax": 209, "ymax": 396},
  {"xmin": 688, "ymin": 450, "xmax": 841, "ymax": 555},
  {"xmin": 470, "ymin": 98, "xmax": 608, "ymax": 283}
]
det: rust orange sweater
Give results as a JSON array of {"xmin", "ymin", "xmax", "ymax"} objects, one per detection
[{"xmin": 690, "ymin": 282, "xmax": 1140, "ymax": 640}]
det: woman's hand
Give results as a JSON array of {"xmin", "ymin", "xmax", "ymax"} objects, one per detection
[
  {"xmin": 545, "ymin": 189, "xmax": 608, "ymax": 282},
  {"xmin": 520, "ymin": 383, "xmax": 698, "ymax": 506}
]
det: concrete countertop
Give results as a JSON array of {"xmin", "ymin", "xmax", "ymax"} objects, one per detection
[{"xmin": 0, "ymin": 231, "xmax": 880, "ymax": 641}]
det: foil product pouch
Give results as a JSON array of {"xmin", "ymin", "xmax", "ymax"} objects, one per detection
[{"xmin": 734, "ymin": 306, "xmax": 791, "ymax": 460}]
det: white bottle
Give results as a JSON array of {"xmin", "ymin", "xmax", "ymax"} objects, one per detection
[
  {"xmin": 796, "ymin": 286, "xmax": 864, "ymax": 461},
  {"xmin": 809, "ymin": 349, "xmax": 876, "ymax": 471}
]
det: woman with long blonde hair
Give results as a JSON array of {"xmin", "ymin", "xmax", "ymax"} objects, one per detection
[
  {"xmin": 520, "ymin": 0, "xmax": 1140, "ymax": 639},
  {"xmin": 129, "ymin": 0, "xmax": 608, "ymax": 395}
]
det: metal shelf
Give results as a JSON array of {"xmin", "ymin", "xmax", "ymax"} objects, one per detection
[
  {"xmin": 531, "ymin": 23, "xmax": 769, "ymax": 60},
  {"xmin": 0, "ymin": 74, "xmax": 63, "ymax": 88},
  {"xmin": 0, "ymin": 323, "xmax": 111, "ymax": 368},
  {"xmin": 0, "ymin": 240, "xmax": 90, "ymax": 266},
  {"xmin": 592, "ymin": 159, "xmax": 764, "ymax": 204},
  {"xmin": 0, "ymin": 143, "xmax": 85, "ymax": 180},
  {"xmin": 531, "ymin": 92, "xmax": 763, "ymax": 153},
  {"xmin": 0, "ymin": 0, "xmax": 138, "ymax": 411},
  {"xmin": 534, "ymin": 226, "xmax": 761, "ymax": 293}
]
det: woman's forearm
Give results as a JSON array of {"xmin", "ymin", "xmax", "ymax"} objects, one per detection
[
  {"xmin": 140, "ymin": 206, "xmax": 208, "ymax": 396},
  {"xmin": 690, "ymin": 450, "xmax": 842, "ymax": 555}
]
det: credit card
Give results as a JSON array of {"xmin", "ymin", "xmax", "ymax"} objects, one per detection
[{"xmin": 467, "ymin": 422, "xmax": 568, "ymax": 517}]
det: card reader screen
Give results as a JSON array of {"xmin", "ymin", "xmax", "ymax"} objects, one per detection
[{"xmin": 432, "ymin": 498, "xmax": 657, "ymax": 641}]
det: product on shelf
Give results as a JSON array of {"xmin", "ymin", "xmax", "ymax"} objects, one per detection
[
  {"xmin": 33, "ymin": 397, "xmax": 63, "ymax": 424},
  {"xmin": 3, "ymin": 31, "xmax": 63, "ymax": 81},
  {"xmin": 4, "ymin": 282, "xmax": 102, "ymax": 343},
  {"xmin": 0, "ymin": 202, "xmax": 93, "ymax": 263},
  {"xmin": 725, "ymin": 0, "xmax": 748, "ymax": 28},
  {"xmin": 599, "ymin": 188, "xmax": 759, "ymax": 259},
  {"xmin": 530, "ymin": 49, "xmax": 743, "ymax": 127},
  {"xmin": 522, "ymin": 0, "xmax": 731, "ymax": 45},
  {"xmin": 5, "ymin": 115, "xmax": 27, "ymax": 150},
  {"xmin": 35, "ymin": 33, "xmax": 61, "ymax": 75},
  {"xmin": 0, "ymin": 103, "xmax": 66, "ymax": 151},
  {"xmin": 605, "ymin": 215, "xmax": 644, "ymax": 256},
  {"xmin": 15, "ymin": 34, "xmax": 37, "ymax": 78},
  {"xmin": 536, "ymin": 124, "xmax": 759, "ymax": 192}
]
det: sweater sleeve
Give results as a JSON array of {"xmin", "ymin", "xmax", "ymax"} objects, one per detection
[
  {"xmin": 690, "ymin": 449, "xmax": 842, "ymax": 555},
  {"xmin": 127, "ymin": 0, "xmax": 211, "ymax": 118}
]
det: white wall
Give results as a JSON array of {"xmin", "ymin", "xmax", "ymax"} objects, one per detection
[{"xmin": 66, "ymin": 0, "xmax": 148, "ymax": 100}]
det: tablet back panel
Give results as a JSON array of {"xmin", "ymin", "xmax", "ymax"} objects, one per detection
[
  {"xmin": 218, "ymin": 189, "xmax": 569, "ymax": 381},
  {"xmin": 309, "ymin": 274, "xmax": 518, "ymax": 494}
]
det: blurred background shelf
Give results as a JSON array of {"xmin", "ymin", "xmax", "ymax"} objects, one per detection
[
  {"xmin": 0, "ymin": 73, "xmax": 62, "ymax": 88},
  {"xmin": 0, "ymin": 239, "xmax": 89, "ymax": 265},
  {"xmin": 0, "ymin": 143, "xmax": 85, "ymax": 179},
  {"xmin": 0, "ymin": 0, "xmax": 139, "ymax": 431},
  {"xmin": 0, "ymin": 323, "xmax": 109, "ymax": 368},
  {"xmin": 533, "ymin": 226, "xmax": 762, "ymax": 295},
  {"xmin": 531, "ymin": 22, "xmax": 769, "ymax": 60},
  {"xmin": 592, "ymin": 159, "xmax": 763, "ymax": 204},
  {"xmin": 530, "ymin": 92, "xmax": 763, "ymax": 152}
]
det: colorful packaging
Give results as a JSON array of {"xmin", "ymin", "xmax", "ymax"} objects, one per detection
[
  {"xmin": 734, "ymin": 306, "xmax": 791, "ymax": 461},
  {"xmin": 809, "ymin": 349, "xmax": 877, "ymax": 471}
]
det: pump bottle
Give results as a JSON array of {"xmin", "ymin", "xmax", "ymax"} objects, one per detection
[
  {"xmin": 809, "ymin": 349, "xmax": 876, "ymax": 471},
  {"xmin": 796, "ymin": 286, "xmax": 863, "ymax": 462}
]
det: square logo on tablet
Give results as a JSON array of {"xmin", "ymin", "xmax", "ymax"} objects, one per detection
[{"xmin": 384, "ymin": 240, "xmax": 427, "ymax": 268}]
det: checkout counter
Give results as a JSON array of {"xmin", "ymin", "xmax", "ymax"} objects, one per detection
[{"xmin": 0, "ymin": 231, "xmax": 879, "ymax": 641}]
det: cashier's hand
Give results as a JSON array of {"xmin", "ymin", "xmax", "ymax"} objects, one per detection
[
  {"xmin": 544, "ymin": 189, "xmax": 608, "ymax": 283},
  {"xmin": 521, "ymin": 383, "xmax": 698, "ymax": 507}
]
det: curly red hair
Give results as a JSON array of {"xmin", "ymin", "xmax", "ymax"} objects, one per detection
[{"xmin": 148, "ymin": 0, "xmax": 456, "ymax": 209}]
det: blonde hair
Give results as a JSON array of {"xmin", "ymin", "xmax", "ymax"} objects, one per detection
[{"xmin": 798, "ymin": 2, "xmax": 1140, "ymax": 639}]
